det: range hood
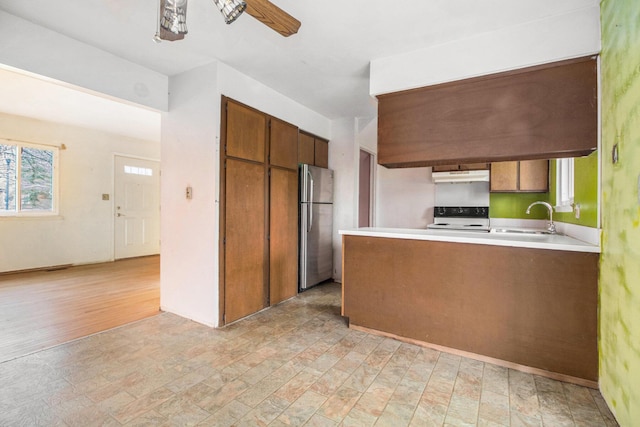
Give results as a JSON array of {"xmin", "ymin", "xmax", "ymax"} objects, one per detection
[{"xmin": 432, "ymin": 169, "xmax": 490, "ymax": 183}]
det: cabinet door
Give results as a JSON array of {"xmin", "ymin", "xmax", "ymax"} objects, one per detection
[
  {"xmin": 490, "ymin": 161, "xmax": 519, "ymax": 191},
  {"xmin": 298, "ymin": 133, "xmax": 315, "ymax": 165},
  {"xmin": 270, "ymin": 168, "xmax": 298, "ymax": 305},
  {"xmin": 378, "ymin": 57, "xmax": 597, "ymax": 167},
  {"xmin": 226, "ymin": 101, "xmax": 266, "ymax": 163},
  {"xmin": 270, "ymin": 118, "xmax": 298, "ymax": 170},
  {"xmin": 224, "ymin": 158, "xmax": 266, "ymax": 323},
  {"xmin": 519, "ymin": 160, "xmax": 549, "ymax": 192},
  {"xmin": 314, "ymin": 139, "xmax": 329, "ymax": 168}
]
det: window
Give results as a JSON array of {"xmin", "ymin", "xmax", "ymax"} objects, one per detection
[
  {"xmin": 556, "ymin": 157, "xmax": 574, "ymax": 212},
  {"xmin": 124, "ymin": 165, "xmax": 153, "ymax": 176},
  {"xmin": 0, "ymin": 140, "xmax": 58, "ymax": 216}
]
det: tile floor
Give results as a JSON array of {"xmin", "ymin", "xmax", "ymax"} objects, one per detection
[{"xmin": 0, "ymin": 282, "xmax": 618, "ymax": 426}]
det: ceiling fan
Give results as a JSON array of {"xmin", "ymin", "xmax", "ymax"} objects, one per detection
[{"xmin": 155, "ymin": 0, "xmax": 301, "ymax": 42}]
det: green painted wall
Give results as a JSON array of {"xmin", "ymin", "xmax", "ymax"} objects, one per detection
[
  {"xmin": 489, "ymin": 154, "xmax": 598, "ymax": 228},
  {"xmin": 489, "ymin": 191, "xmax": 549, "ymax": 219},
  {"xmin": 600, "ymin": 1, "xmax": 640, "ymax": 425},
  {"xmin": 549, "ymin": 152, "xmax": 599, "ymax": 228}
]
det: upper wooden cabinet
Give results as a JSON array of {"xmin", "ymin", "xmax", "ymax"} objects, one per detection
[
  {"xmin": 298, "ymin": 133, "xmax": 315, "ymax": 165},
  {"xmin": 298, "ymin": 131, "xmax": 329, "ymax": 168},
  {"xmin": 314, "ymin": 139, "xmax": 329, "ymax": 168},
  {"xmin": 226, "ymin": 101, "xmax": 266, "ymax": 163},
  {"xmin": 432, "ymin": 163, "xmax": 489, "ymax": 172},
  {"xmin": 377, "ymin": 57, "xmax": 598, "ymax": 168},
  {"xmin": 270, "ymin": 118, "xmax": 298, "ymax": 170},
  {"xmin": 490, "ymin": 160, "xmax": 549, "ymax": 192}
]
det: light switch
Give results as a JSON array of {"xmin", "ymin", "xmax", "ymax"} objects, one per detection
[
  {"xmin": 102, "ymin": 194, "xmax": 110, "ymax": 201},
  {"xmin": 186, "ymin": 186, "xmax": 193, "ymax": 199}
]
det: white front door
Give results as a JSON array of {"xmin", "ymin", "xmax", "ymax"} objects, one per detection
[{"xmin": 114, "ymin": 156, "xmax": 160, "ymax": 259}]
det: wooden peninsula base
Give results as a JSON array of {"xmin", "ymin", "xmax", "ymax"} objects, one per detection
[{"xmin": 342, "ymin": 235, "xmax": 599, "ymax": 385}]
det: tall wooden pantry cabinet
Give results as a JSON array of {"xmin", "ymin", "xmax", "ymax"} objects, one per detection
[{"xmin": 220, "ymin": 97, "xmax": 300, "ymax": 324}]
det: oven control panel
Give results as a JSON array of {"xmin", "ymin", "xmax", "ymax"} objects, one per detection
[{"xmin": 434, "ymin": 206, "xmax": 489, "ymax": 218}]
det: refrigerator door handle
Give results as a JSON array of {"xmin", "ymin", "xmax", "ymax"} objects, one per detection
[
  {"xmin": 308, "ymin": 170, "xmax": 314, "ymax": 232},
  {"xmin": 308, "ymin": 169, "xmax": 314, "ymax": 204}
]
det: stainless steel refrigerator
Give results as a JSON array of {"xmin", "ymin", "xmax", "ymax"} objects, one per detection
[{"xmin": 299, "ymin": 164, "xmax": 334, "ymax": 291}]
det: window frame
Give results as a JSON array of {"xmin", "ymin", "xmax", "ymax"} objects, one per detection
[
  {"xmin": 0, "ymin": 138, "xmax": 60, "ymax": 217},
  {"xmin": 555, "ymin": 157, "xmax": 574, "ymax": 212}
]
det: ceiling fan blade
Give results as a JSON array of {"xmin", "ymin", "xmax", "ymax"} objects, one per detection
[{"xmin": 244, "ymin": 0, "xmax": 301, "ymax": 37}]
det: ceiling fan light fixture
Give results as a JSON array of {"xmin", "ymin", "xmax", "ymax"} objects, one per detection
[
  {"xmin": 213, "ymin": 0, "xmax": 247, "ymax": 24},
  {"xmin": 161, "ymin": 0, "xmax": 188, "ymax": 34}
]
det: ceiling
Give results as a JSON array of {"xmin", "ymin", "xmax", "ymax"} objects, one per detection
[{"xmin": 0, "ymin": 0, "xmax": 599, "ymax": 131}]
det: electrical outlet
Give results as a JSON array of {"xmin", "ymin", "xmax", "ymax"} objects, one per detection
[
  {"xmin": 574, "ymin": 203, "xmax": 581, "ymax": 219},
  {"xmin": 102, "ymin": 194, "xmax": 109, "ymax": 201}
]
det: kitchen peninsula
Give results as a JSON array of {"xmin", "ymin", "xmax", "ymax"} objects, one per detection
[{"xmin": 339, "ymin": 227, "xmax": 600, "ymax": 386}]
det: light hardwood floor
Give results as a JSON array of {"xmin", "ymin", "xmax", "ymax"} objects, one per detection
[{"xmin": 0, "ymin": 256, "xmax": 160, "ymax": 363}]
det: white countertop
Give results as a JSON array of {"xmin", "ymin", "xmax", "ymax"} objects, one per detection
[{"xmin": 339, "ymin": 227, "xmax": 601, "ymax": 253}]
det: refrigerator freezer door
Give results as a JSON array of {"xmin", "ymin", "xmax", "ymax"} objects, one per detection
[
  {"xmin": 300, "ymin": 203, "xmax": 333, "ymax": 290},
  {"xmin": 300, "ymin": 165, "xmax": 333, "ymax": 204}
]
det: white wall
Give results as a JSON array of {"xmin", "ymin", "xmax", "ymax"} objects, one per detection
[
  {"xmin": 0, "ymin": 113, "xmax": 160, "ymax": 272},
  {"xmin": 0, "ymin": 11, "xmax": 168, "ymax": 111},
  {"xmin": 329, "ymin": 118, "xmax": 357, "ymax": 282},
  {"xmin": 160, "ymin": 61, "xmax": 332, "ymax": 327},
  {"xmin": 376, "ymin": 167, "xmax": 435, "ymax": 228},
  {"xmin": 370, "ymin": 5, "xmax": 601, "ymax": 95},
  {"xmin": 160, "ymin": 63, "xmax": 220, "ymax": 327}
]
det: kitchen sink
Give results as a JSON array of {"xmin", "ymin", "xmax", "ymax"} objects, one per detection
[{"xmin": 491, "ymin": 228, "xmax": 556, "ymax": 236}]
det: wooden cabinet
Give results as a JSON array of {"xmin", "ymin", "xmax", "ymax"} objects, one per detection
[
  {"xmin": 226, "ymin": 101, "xmax": 266, "ymax": 163},
  {"xmin": 490, "ymin": 160, "xmax": 548, "ymax": 192},
  {"xmin": 490, "ymin": 161, "xmax": 519, "ymax": 191},
  {"xmin": 269, "ymin": 168, "xmax": 298, "ymax": 305},
  {"xmin": 269, "ymin": 119, "xmax": 299, "ymax": 306},
  {"xmin": 377, "ymin": 57, "xmax": 597, "ymax": 168},
  {"xmin": 519, "ymin": 160, "xmax": 549, "ymax": 192},
  {"xmin": 224, "ymin": 159, "xmax": 266, "ymax": 323},
  {"xmin": 298, "ymin": 133, "xmax": 315, "ymax": 165},
  {"xmin": 314, "ymin": 139, "xmax": 329, "ymax": 168},
  {"xmin": 221, "ymin": 98, "xmax": 300, "ymax": 324},
  {"xmin": 342, "ymin": 235, "xmax": 599, "ymax": 381},
  {"xmin": 298, "ymin": 131, "xmax": 329, "ymax": 168},
  {"xmin": 432, "ymin": 163, "xmax": 489, "ymax": 172},
  {"xmin": 270, "ymin": 118, "xmax": 298, "ymax": 169}
]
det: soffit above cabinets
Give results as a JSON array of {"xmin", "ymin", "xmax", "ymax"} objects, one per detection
[{"xmin": 377, "ymin": 56, "xmax": 598, "ymax": 168}]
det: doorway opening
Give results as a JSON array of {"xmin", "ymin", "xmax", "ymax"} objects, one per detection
[{"xmin": 358, "ymin": 149, "xmax": 375, "ymax": 227}]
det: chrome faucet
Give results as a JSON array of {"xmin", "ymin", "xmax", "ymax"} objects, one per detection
[{"xmin": 526, "ymin": 201, "xmax": 557, "ymax": 234}]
